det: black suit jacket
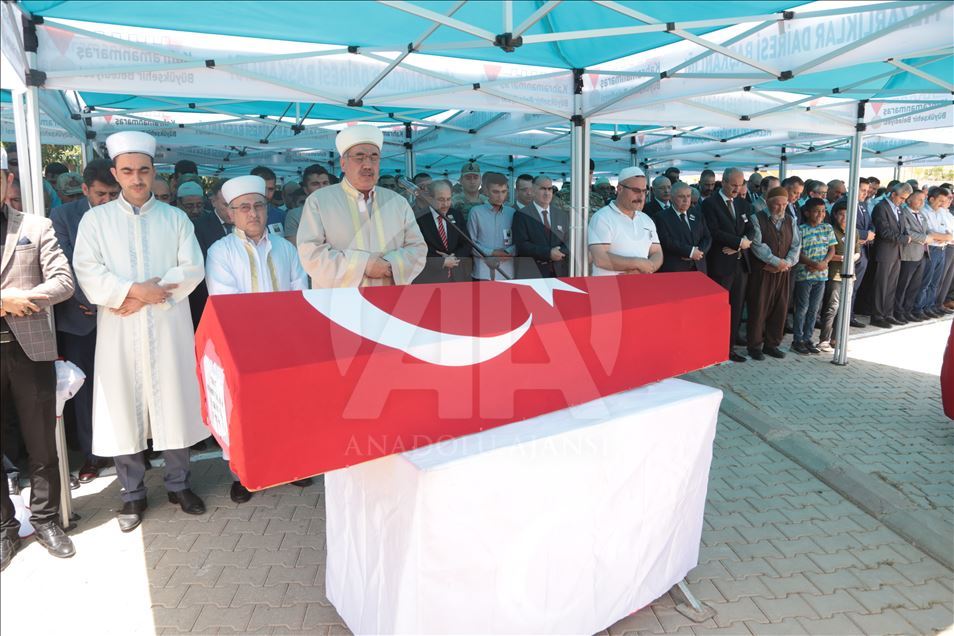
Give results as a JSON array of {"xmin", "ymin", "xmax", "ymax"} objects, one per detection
[
  {"xmin": 413, "ymin": 204, "xmax": 472, "ymax": 283},
  {"xmin": 871, "ymin": 200, "xmax": 905, "ymax": 263},
  {"xmin": 656, "ymin": 207, "xmax": 711, "ymax": 274},
  {"xmin": 189, "ymin": 212, "xmax": 229, "ymax": 329},
  {"xmin": 702, "ymin": 194, "xmax": 754, "ymax": 278},
  {"xmin": 643, "ymin": 198, "xmax": 671, "ymax": 222},
  {"xmin": 50, "ymin": 198, "xmax": 96, "ymax": 336},
  {"xmin": 512, "ymin": 204, "xmax": 569, "ymax": 278},
  {"xmin": 193, "ymin": 211, "xmax": 229, "ymax": 260}
]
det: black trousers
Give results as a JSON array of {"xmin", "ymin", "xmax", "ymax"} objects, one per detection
[
  {"xmin": 710, "ymin": 269, "xmax": 747, "ymax": 354},
  {"xmin": 57, "ymin": 329, "xmax": 97, "ymax": 462},
  {"xmin": 851, "ymin": 251, "xmax": 868, "ymax": 318},
  {"xmin": 896, "ymin": 256, "xmax": 927, "ymax": 317},
  {"xmin": 872, "ymin": 259, "xmax": 901, "ymax": 321},
  {"xmin": 1, "ymin": 340, "xmax": 60, "ymax": 538}
]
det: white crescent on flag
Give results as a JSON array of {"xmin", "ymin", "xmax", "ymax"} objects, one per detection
[
  {"xmin": 303, "ymin": 288, "xmax": 532, "ymax": 367},
  {"xmin": 302, "ymin": 280, "xmax": 586, "ymax": 367}
]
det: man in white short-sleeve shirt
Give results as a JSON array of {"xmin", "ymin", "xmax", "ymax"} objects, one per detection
[{"xmin": 587, "ymin": 166, "xmax": 663, "ymax": 276}]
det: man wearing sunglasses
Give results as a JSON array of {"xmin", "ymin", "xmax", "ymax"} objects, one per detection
[{"xmin": 588, "ymin": 166, "xmax": 663, "ymax": 277}]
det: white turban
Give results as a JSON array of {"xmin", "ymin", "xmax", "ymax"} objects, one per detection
[
  {"xmin": 221, "ymin": 175, "xmax": 266, "ymax": 205},
  {"xmin": 335, "ymin": 124, "xmax": 384, "ymax": 156},
  {"xmin": 177, "ymin": 181, "xmax": 204, "ymax": 198},
  {"xmin": 105, "ymin": 131, "xmax": 156, "ymax": 159},
  {"xmin": 617, "ymin": 166, "xmax": 646, "ymax": 183}
]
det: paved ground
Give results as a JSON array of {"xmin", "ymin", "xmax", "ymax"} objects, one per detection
[{"xmin": 1, "ymin": 318, "xmax": 951, "ymax": 635}]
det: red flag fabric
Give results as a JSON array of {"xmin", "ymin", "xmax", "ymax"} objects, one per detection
[{"xmin": 195, "ymin": 273, "xmax": 728, "ymax": 489}]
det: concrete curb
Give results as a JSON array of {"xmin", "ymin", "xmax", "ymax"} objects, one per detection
[{"xmin": 698, "ymin": 374, "xmax": 954, "ymax": 571}]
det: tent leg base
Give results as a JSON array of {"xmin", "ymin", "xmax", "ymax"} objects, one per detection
[{"xmin": 674, "ymin": 580, "xmax": 716, "ymax": 623}]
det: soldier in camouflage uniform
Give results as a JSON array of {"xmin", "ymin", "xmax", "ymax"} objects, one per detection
[
  {"xmin": 556, "ymin": 158, "xmax": 606, "ymax": 217},
  {"xmin": 450, "ymin": 161, "xmax": 488, "ymax": 223}
]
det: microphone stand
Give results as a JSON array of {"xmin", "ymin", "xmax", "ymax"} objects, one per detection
[{"xmin": 400, "ymin": 178, "xmax": 512, "ymax": 281}]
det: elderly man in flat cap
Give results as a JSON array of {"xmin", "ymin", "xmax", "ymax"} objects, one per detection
[
  {"xmin": 73, "ymin": 131, "xmax": 209, "ymax": 532},
  {"xmin": 297, "ymin": 124, "xmax": 426, "ymax": 288},
  {"xmin": 746, "ymin": 186, "xmax": 801, "ymax": 360}
]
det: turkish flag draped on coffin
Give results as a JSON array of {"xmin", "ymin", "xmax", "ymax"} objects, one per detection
[{"xmin": 195, "ymin": 273, "xmax": 728, "ymax": 490}]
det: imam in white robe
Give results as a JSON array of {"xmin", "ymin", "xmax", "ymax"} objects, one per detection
[
  {"xmin": 297, "ymin": 178, "xmax": 426, "ymax": 288},
  {"xmin": 205, "ymin": 229, "xmax": 308, "ymax": 295},
  {"xmin": 73, "ymin": 193, "xmax": 209, "ymax": 456}
]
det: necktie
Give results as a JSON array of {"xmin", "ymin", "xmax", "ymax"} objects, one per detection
[
  {"xmin": 679, "ymin": 212, "xmax": 691, "ymax": 231},
  {"xmin": 224, "ymin": 223, "xmax": 234, "ymax": 234},
  {"xmin": 541, "ymin": 209, "xmax": 551, "ymax": 237},
  {"xmin": 727, "ymin": 198, "xmax": 736, "ymax": 220},
  {"xmin": 437, "ymin": 215, "xmax": 449, "ymax": 250}
]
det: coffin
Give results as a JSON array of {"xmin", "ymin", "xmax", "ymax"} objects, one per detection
[{"xmin": 194, "ymin": 273, "xmax": 727, "ymax": 489}]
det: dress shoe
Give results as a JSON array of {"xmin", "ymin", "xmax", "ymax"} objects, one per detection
[
  {"xmin": 117, "ymin": 499, "xmax": 148, "ymax": 532},
  {"xmin": 817, "ymin": 341, "xmax": 834, "ymax": 353},
  {"xmin": 78, "ymin": 459, "xmax": 100, "ymax": 483},
  {"xmin": 728, "ymin": 351, "xmax": 747, "ymax": 363},
  {"xmin": 33, "ymin": 522, "xmax": 76, "ymax": 559},
  {"xmin": 870, "ymin": 318, "xmax": 893, "ymax": 328},
  {"xmin": 924, "ymin": 307, "xmax": 942, "ymax": 318},
  {"xmin": 909, "ymin": 311, "xmax": 927, "ymax": 322},
  {"xmin": 791, "ymin": 341, "xmax": 809, "ymax": 355},
  {"xmin": 0, "ymin": 535, "xmax": 20, "ymax": 571},
  {"xmin": 806, "ymin": 342, "xmax": 822, "ymax": 354},
  {"xmin": 945, "ymin": 300, "xmax": 954, "ymax": 311},
  {"xmin": 764, "ymin": 346, "xmax": 786, "ymax": 359},
  {"xmin": 69, "ymin": 474, "xmax": 80, "ymax": 490},
  {"xmin": 939, "ymin": 306, "xmax": 954, "ymax": 315},
  {"xmin": 849, "ymin": 318, "xmax": 866, "ymax": 328},
  {"xmin": 230, "ymin": 481, "xmax": 252, "ymax": 504},
  {"xmin": 747, "ymin": 348, "xmax": 765, "ymax": 361},
  {"xmin": 291, "ymin": 477, "xmax": 313, "ymax": 487},
  {"xmin": 887, "ymin": 316, "xmax": 906, "ymax": 325},
  {"xmin": 168, "ymin": 489, "xmax": 205, "ymax": 515}
]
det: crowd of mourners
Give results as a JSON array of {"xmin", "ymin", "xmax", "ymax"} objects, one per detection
[{"xmin": 0, "ymin": 126, "xmax": 950, "ymax": 572}]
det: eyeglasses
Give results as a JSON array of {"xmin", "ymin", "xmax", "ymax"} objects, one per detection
[
  {"xmin": 229, "ymin": 202, "xmax": 267, "ymax": 214},
  {"xmin": 618, "ymin": 183, "xmax": 647, "ymax": 194},
  {"xmin": 179, "ymin": 201, "xmax": 205, "ymax": 211},
  {"xmin": 346, "ymin": 152, "xmax": 381, "ymax": 164}
]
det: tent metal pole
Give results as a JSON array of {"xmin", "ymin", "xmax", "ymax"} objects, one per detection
[
  {"xmin": 10, "ymin": 91, "xmax": 38, "ymax": 217},
  {"xmin": 80, "ymin": 142, "xmax": 90, "ymax": 168},
  {"xmin": 893, "ymin": 162, "xmax": 902, "ymax": 181},
  {"xmin": 404, "ymin": 123, "xmax": 415, "ymax": 179},
  {"xmin": 778, "ymin": 147, "xmax": 787, "ymax": 181},
  {"xmin": 630, "ymin": 136, "xmax": 637, "ymax": 167},
  {"xmin": 569, "ymin": 69, "xmax": 590, "ymax": 278},
  {"xmin": 833, "ymin": 102, "xmax": 866, "ymax": 366},
  {"xmin": 508, "ymin": 155, "xmax": 515, "ymax": 203},
  {"xmin": 24, "ymin": 86, "xmax": 45, "ymax": 216}
]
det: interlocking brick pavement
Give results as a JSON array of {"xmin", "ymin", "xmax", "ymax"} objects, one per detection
[{"xmin": 1, "ymin": 321, "xmax": 951, "ymax": 634}]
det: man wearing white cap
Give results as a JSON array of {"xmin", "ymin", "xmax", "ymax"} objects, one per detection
[
  {"xmin": 587, "ymin": 166, "xmax": 663, "ymax": 276},
  {"xmin": 297, "ymin": 124, "xmax": 426, "ymax": 288},
  {"xmin": 73, "ymin": 131, "xmax": 209, "ymax": 532},
  {"xmin": 205, "ymin": 175, "xmax": 308, "ymax": 502},
  {"xmin": 176, "ymin": 180, "xmax": 206, "ymax": 220}
]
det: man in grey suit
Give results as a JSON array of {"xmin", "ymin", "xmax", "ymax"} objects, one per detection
[
  {"xmin": 50, "ymin": 159, "xmax": 119, "ymax": 484},
  {"xmin": 869, "ymin": 182, "xmax": 912, "ymax": 328},
  {"xmin": 0, "ymin": 146, "xmax": 76, "ymax": 570}
]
